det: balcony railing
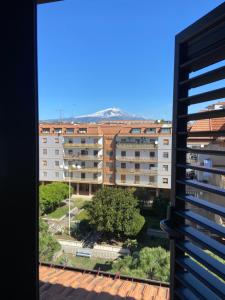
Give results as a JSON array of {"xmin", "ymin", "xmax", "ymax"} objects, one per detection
[
  {"xmin": 68, "ymin": 167, "xmax": 102, "ymax": 173},
  {"xmin": 116, "ymin": 180, "xmax": 157, "ymax": 187},
  {"xmin": 63, "ymin": 143, "xmax": 102, "ymax": 148},
  {"xmin": 116, "ymin": 142, "xmax": 157, "ymax": 149},
  {"xmin": 116, "ymin": 156, "xmax": 157, "ymax": 162},
  {"xmin": 64, "ymin": 154, "xmax": 103, "ymax": 161},
  {"xmin": 64, "ymin": 177, "xmax": 102, "ymax": 184},
  {"xmin": 116, "ymin": 168, "xmax": 158, "ymax": 175}
]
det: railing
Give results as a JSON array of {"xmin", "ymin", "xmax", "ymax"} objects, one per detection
[
  {"xmin": 116, "ymin": 168, "xmax": 158, "ymax": 175},
  {"xmin": 116, "ymin": 142, "xmax": 157, "ymax": 149},
  {"xmin": 116, "ymin": 180, "xmax": 157, "ymax": 187},
  {"xmin": 64, "ymin": 177, "xmax": 102, "ymax": 184},
  {"xmin": 64, "ymin": 155, "xmax": 103, "ymax": 160},
  {"xmin": 68, "ymin": 167, "xmax": 102, "ymax": 173},
  {"xmin": 63, "ymin": 143, "xmax": 102, "ymax": 148},
  {"xmin": 116, "ymin": 156, "xmax": 157, "ymax": 162}
]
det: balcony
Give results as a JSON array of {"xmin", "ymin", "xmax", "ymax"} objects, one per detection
[
  {"xmin": 64, "ymin": 177, "xmax": 102, "ymax": 184},
  {"xmin": 64, "ymin": 154, "xmax": 103, "ymax": 161},
  {"xmin": 116, "ymin": 156, "xmax": 157, "ymax": 162},
  {"xmin": 69, "ymin": 167, "xmax": 102, "ymax": 173},
  {"xmin": 63, "ymin": 143, "xmax": 102, "ymax": 148},
  {"xmin": 116, "ymin": 168, "xmax": 158, "ymax": 175},
  {"xmin": 116, "ymin": 180, "xmax": 157, "ymax": 187},
  {"xmin": 116, "ymin": 142, "xmax": 157, "ymax": 149}
]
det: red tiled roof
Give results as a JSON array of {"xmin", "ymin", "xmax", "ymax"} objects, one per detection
[{"xmin": 39, "ymin": 265, "xmax": 170, "ymax": 300}]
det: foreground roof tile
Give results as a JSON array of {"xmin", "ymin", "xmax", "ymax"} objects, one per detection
[{"xmin": 39, "ymin": 265, "xmax": 169, "ymax": 300}]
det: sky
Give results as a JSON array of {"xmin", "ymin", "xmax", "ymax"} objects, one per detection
[{"xmin": 37, "ymin": 0, "xmax": 225, "ymax": 121}]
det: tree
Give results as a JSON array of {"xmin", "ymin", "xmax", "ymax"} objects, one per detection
[
  {"xmin": 40, "ymin": 182, "xmax": 73, "ymax": 214},
  {"xmin": 39, "ymin": 218, "xmax": 61, "ymax": 262},
  {"xmin": 112, "ymin": 246, "xmax": 170, "ymax": 282},
  {"xmin": 152, "ymin": 196, "xmax": 169, "ymax": 219},
  {"xmin": 138, "ymin": 247, "xmax": 170, "ymax": 281},
  {"xmin": 86, "ymin": 187, "xmax": 145, "ymax": 238}
]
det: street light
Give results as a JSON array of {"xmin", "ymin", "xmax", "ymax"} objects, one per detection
[{"xmin": 60, "ymin": 163, "xmax": 81, "ymax": 235}]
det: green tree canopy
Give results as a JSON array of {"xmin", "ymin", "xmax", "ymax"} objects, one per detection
[
  {"xmin": 86, "ymin": 187, "xmax": 145, "ymax": 238},
  {"xmin": 40, "ymin": 182, "xmax": 73, "ymax": 214},
  {"xmin": 112, "ymin": 246, "xmax": 170, "ymax": 282},
  {"xmin": 39, "ymin": 218, "xmax": 61, "ymax": 262}
]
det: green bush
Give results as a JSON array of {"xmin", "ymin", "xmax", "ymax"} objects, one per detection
[
  {"xmin": 40, "ymin": 182, "xmax": 73, "ymax": 214},
  {"xmin": 39, "ymin": 218, "xmax": 61, "ymax": 262}
]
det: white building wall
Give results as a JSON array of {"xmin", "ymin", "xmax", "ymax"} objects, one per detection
[{"xmin": 39, "ymin": 135, "xmax": 64, "ymax": 182}]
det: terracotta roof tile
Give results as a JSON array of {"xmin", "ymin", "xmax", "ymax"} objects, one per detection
[{"xmin": 40, "ymin": 265, "xmax": 170, "ymax": 300}]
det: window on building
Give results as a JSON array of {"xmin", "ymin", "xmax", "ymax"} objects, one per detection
[
  {"xmin": 78, "ymin": 128, "xmax": 87, "ymax": 134},
  {"xmin": 93, "ymin": 173, "xmax": 98, "ymax": 179},
  {"xmin": 145, "ymin": 128, "xmax": 156, "ymax": 133},
  {"xmin": 81, "ymin": 161, "xmax": 85, "ymax": 167},
  {"xmin": 55, "ymin": 161, "xmax": 59, "ymax": 167},
  {"xmin": 135, "ymin": 163, "xmax": 140, "ymax": 169},
  {"xmin": 135, "ymin": 151, "xmax": 140, "ymax": 157},
  {"xmin": 81, "ymin": 173, "xmax": 86, "ymax": 179},
  {"xmin": 106, "ymin": 150, "xmax": 113, "ymax": 157},
  {"xmin": 55, "ymin": 172, "xmax": 59, "ymax": 178},
  {"xmin": 42, "ymin": 138, "xmax": 47, "ymax": 143},
  {"xmin": 149, "ymin": 176, "xmax": 155, "ymax": 183},
  {"xmin": 93, "ymin": 150, "xmax": 98, "ymax": 156},
  {"xmin": 121, "ymin": 151, "xmax": 126, "ymax": 157},
  {"xmin": 94, "ymin": 138, "xmax": 98, "ymax": 144},
  {"xmin": 43, "ymin": 149, "xmax": 47, "ymax": 155},
  {"xmin": 68, "ymin": 149, "xmax": 73, "ymax": 155},
  {"xmin": 42, "ymin": 128, "xmax": 50, "ymax": 134},
  {"xmin": 163, "ymin": 152, "xmax": 169, "ymax": 158},
  {"xmin": 163, "ymin": 139, "xmax": 169, "ymax": 145},
  {"xmin": 81, "ymin": 149, "xmax": 88, "ymax": 155},
  {"xmin": 94, "ymin": 162, "xmax": 98, "ymax": 168},
  {"xmin": 81, "ymin": 138, "xmax": 86, "ymax": 144},
  {"xmin": 66, "ymin": 128, "xmax": 74, "ymax": 134},
  {"xmin": 162, "ymin": 165, "xmax": 168, "ymax": 171},
  {"xmin": 149, "ymin": 164, "xmax": 155, "ymax": 169},
  {"xmin": 121, "ymin": 138, "xmax": 126, "ymax": 143},
  {"xmin": 55, "ymin": 138, "xmax": 59, "ymax": 143},
  {"xmin": 121, "ymin": 174, "xmax": 126, "ymax": 182},
  {"xmin": 42, "ymin": 160, "xmax": 47, "ymax": 167},
  {"xmin": 55, "ymin": 149, "xmax": 59, "ymax": 155},
  {"xmin": 54, "ymin": 128, "xmax": 62, "ymax": 134},
  {"xmin": 68, "ymin": 139, "xmax": 73, "ymax": 144},
  {"xmin": 134, "ymin": 175, "xmax": 140, "ymax": 183},
  {"xmin": 43, "ymin": 172, "xmax": 47, "ymax": 177},
  {"xmin": 150, "ymin": 151, "xmax": 155, "ymax": 157},
  {"xmin": 105, "ymin": 174, "xmax": 113, "ymax": 182},
  {"xmin": 121, "ymin": 163, "xmax": 126, "ymax": 169},
  {"xmin": 160, "ymin": 128, "xmax": 171, "ymax": 133},
  {"xmin": 163, "ymin": 178, "xmax": 168, "ymax": 184},
  {"xmin": 130, "ymin": 128, "xmax": 141, "ymax": 134}
]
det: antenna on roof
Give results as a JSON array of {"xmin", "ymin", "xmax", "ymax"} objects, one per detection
[{"xmin": 56, "ymin": 109, "xmax": 64, "ymax": 124}]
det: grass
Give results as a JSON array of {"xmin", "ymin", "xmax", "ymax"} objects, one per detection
[
  {"xmin": 47, "ymin": 202, "xmax": 75, "ymax": 219},
  {"xmin": 73, "ymin": 198, "xmax": 89, "ymax": 209},
  {"xmin": 56, "ymin": 254, "xmax": 113, "ymax": 271},
  {"xmin": 74, "ymin": 209, "xmax": 90, "ymax": 221},
  {"xmin": 47, "ymin": 205, "xmax": 69, "ymax": 219}
]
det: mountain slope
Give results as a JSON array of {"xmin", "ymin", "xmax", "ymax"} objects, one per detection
[{"xmin": 43, "ymin": 107, "xmax": 147, "ymax": 123}]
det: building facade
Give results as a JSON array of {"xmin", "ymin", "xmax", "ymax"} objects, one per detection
[{"xmin": 39, "ymin": 122, "xmax": 172, "ymax": 198}]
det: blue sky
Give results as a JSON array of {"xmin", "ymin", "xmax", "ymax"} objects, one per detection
[{"xmin": 37, "ymin": 0, "xmax": 224, "ymax": 120}]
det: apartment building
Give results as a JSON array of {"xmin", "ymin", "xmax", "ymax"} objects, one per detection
[{"xmin": 39, "ymin": 122, "xmax": 172, "ymax": 198}]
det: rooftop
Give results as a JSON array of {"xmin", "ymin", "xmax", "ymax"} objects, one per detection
[{"xmin": 39, "ymin": 264, "xmax": 170, "ymax": 300}]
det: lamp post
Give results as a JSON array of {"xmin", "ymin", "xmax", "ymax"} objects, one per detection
[{"xmin": 60, "ymin": 164, "xmax": 81, "ymax": 235}]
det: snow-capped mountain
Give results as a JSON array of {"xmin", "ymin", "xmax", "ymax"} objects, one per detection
[{"xmin": 44, "ymin": 108, "xmax": 147, "ymax": 123}]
